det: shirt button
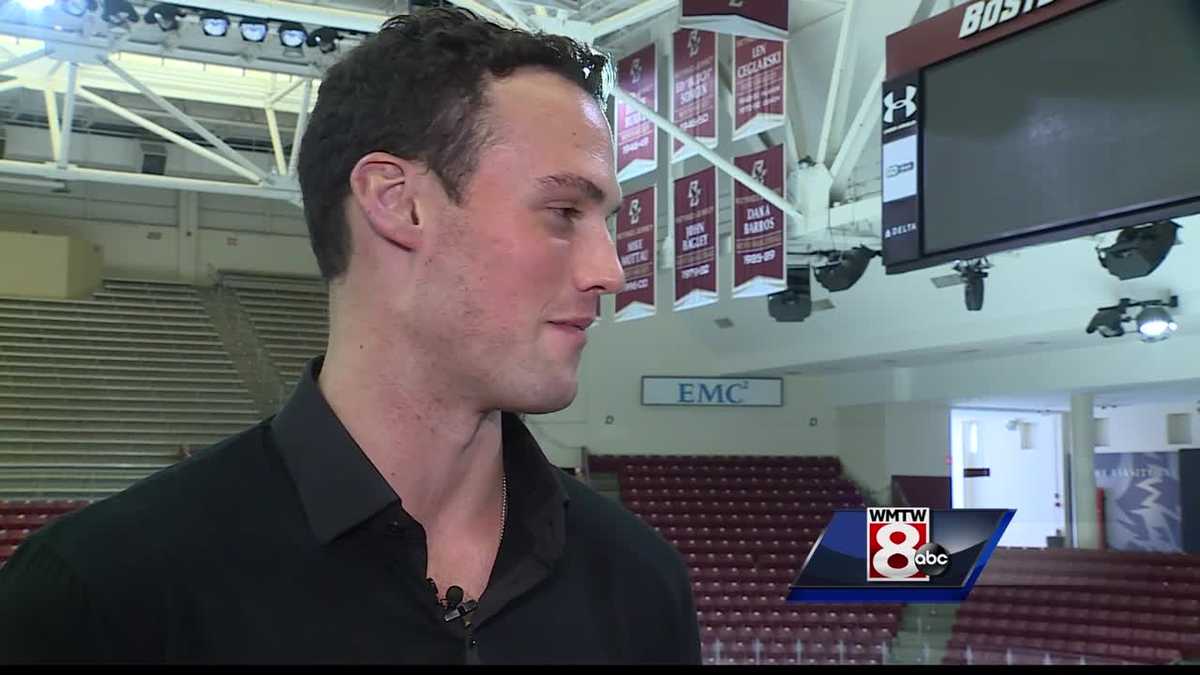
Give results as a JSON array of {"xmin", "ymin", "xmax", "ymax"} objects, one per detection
[{"xmin": 470, "ymin": 639, "xmax": 478, "ymax": 648}]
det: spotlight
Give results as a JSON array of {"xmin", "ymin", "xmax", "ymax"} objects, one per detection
[
  {"xmin": 100, "ymin": 0, "xmax": 138, "ymax": 26},
  {"xmin": 278, "ymin": 22, "xmax": 307, "ymax": 49},
  {"xmin": 200, "ymin": 11, "xmax": 229, "ymax": 37},
  {"xmin": 239, "ymin": 18, "xmax": 268, "ymax": 42},
  {"xmin": 307, "ymin": 27, "xmax": 339, "ymax": 54},
  {"xmin": 1136, "ymin": 298, "xmax": 1180, "ymax": 343},
  {"xmin": 814, "ymin": 246, "xmax": 878, "ymax": 292},
  {"xmin": 1098, "ymin": 219, "xmax": 1180, "ymax": 280},
  {"xmin": 954, "ymin": 259, "xmax": 990, "ymax": 312},
  {"xmin": 58, "ymin": 0, "xmax": 96, "ymax": 16},
  {"xmin": 144, "ymin": 3, "xmax": 180, "ymax": 31},
  {"xmin": 20, "ymin": 0, "xmax": 54, "ymax": 10},
  {"xmin": 767, "ymin": 266, "xmax": 813, "ymax": 323},
  {"xmin": 1086, "ymin": 303, "xmax": 1128, "ymax": 339},
  {"xmin": 1086, "ymin": 296, "xmax": 1179, "ymax": 343}
]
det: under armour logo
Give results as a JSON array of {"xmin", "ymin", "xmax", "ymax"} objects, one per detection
[
  {"xmin": 687, "ymin": 180, "xmax": 702, "ymax": 208},
  {"xmin": 883, "ymin": 85, "xmax": 917, "ymax": 124},
  {"xmin": 750, "ymin": 159, "xmax": 767, "ymax": 184},
  {"xmin": 687, "ymin": 30, "xmax": 702, "ymax": 58},
  {"xmin": 628, "ymin": 198, "xmax": 642, "ymax": 224},
  {"xmin": 630, "ymin": 58, "xmax": 643, "ymax": 84}
]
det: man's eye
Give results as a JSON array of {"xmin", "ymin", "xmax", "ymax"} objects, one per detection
[{"xmin": 554, "ymin": 207, "xmax": 582, "ymax": 221}]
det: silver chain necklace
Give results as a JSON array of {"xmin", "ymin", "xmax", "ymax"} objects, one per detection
[{"xmin": 499, "ymin": 470, "xmax": 507, "ymax": 546}]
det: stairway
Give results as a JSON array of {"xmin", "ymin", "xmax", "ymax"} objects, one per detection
[{"xmin": 886, "ymin": 603, "xmax": 958, "ymax": 665}]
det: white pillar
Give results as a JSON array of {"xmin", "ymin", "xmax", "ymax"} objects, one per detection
[
  {"xmin": 177, "ymin": 191, "xmax": 200, "ymax": 283},
  {"xmin": 1069, "ymin": 393, "xmax": 1101, "ymax": 548}
]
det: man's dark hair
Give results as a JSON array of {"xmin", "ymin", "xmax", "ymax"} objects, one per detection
[{"xmin": 297, "ymin": 7, "xmax": 612, "ymax": 280}]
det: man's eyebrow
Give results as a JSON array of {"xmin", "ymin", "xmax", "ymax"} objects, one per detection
[{"xmin": 535, "ymin": 173, "xmax": 610, "ymax": 205}]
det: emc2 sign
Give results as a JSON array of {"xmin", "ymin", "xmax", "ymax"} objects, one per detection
[{"xmin": 641, "ymin": 377, "xmax": 783, "ymax": 407}]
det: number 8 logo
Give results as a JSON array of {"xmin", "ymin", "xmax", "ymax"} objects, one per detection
[{"xmin": 872, "ymin": 522, "xmax": 921, "ymax": 579}]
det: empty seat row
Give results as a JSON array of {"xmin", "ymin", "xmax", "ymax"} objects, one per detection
[
  {"xmin": 701, "ymin": 627, "xmax": 892, "ymax": 650},
  {"xmin": 658, "ymin": 526, "xmax": 823, "ymax": 542},
  {"xmin": 645, "ymin": 513, "xmax": 832, "ymax": 528},
  {"xmin": 993, "ymin": 546, "xmax": 1200, "ymax": 568},
  {"xmin": 955, "ymin": 616, "xmax": 1200, "ymax": 654},
  {"xmin": 690, "ymin": 567, "xmax": 799, "ymax": 584},
  {"xmin": 0, "ymin": 499, "xmax": 91, "ymax": 514},
  {"xmin": 625, "ymin": 488, "xmax": 861, "ymax": 502},
  {"xmin": 967, "ymin": 586, "xmax": 1200, "ymax": 614},
  {"xmin": 958, "ymin": 601, "xmax": 1200, "ymax": 631},
  {"xmin": 699, "ymin": 610, "xmax": 898, "ymax": 631},
  {"xmin": 623, "ymin": 475, "xmax": 854, "ymax": 490},
  {"xmin": 622, "ymin": 464, "xmax": 841, "ymax": 478},
  {"xmin": 674, "ymin": 540, "xmax": 813, "ymax": 556},
  {"xmin": 946, "ymin": 632, "xmax": 1183, "ymax": 664},
  {"xmin": 629, "ymin": 500, "xmax": 846, "ymax": 515},
  {"xmin": 983, "ymin": 559, "xmax": 1200, "ymax": 584}
]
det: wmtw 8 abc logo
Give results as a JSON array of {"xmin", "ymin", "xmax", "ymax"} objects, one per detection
[{"xmin": 867, "ymin": 507, "xmax": 951, "ymax": 582}]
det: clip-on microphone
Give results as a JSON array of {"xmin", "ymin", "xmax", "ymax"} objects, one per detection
[{"xmin": 442, "ymin": 585, "xmax": 478, "ymax": 623}]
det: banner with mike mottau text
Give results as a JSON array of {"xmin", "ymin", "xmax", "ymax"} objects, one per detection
[
  {"xmin": 732, "ymin": 143, "xmax": 786, "ymax": 298},
  {"xmin": 616, "ymin": 43, "xmax": 658, "ymax": 182},
  {"xmin": 732, "ymin": 37, "xmax": 786, "ymax": 141},
  {"xmin": 614, "ymin": 186, "xmax": 657, "ymax": 322},
  {"xmin": 671, "ymin": 28, "xmax": 718, "ymax": 163},
  {"xmin": 673, "ymin": 166, "xmax": 719, "ymax": 312}
]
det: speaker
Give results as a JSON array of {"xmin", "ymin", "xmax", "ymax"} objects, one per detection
[
  {"xmin": 1098, "ymin": 220, "xmax": 1179, "ymax": 280},
  {"xmin": 140, "ymin": 143, "xmax": 167, "ymax": 176},
  {"xmin": 767, "ymin": 266, "xmax": 812, "ymax": 322}
]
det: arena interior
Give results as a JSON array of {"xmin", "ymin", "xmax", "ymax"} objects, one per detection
[{"xmin": 1, "ymin": 0, "xmax": 1199, "ymax": 666}]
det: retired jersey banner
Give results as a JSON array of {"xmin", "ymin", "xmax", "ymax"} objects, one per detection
[
  {"xmin": 680, "ymin": 0, "xmax": 789, "ymax": 41},
  {"xmin": 616, "ymin": 44, "xmax": 658, "ymax": 182},
  {"xmin": 732, "ymin": 37, "xmax": 786, "ymax": 141},
  {"xmin": 614, "ymin": 187, "xmax": 657, "ymax": 322},
  {"xmin": 673, "ymin": 166, "xmax": 719, "ymax": 312},
  {"xmin": 671, "ymin": 29, "xmax": 718, "ymax": 163},
  {"xmin": 732, "ymin": 144, "xmax": 786, "ymax": 298}
]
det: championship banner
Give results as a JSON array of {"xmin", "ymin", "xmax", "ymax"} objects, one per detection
[
  {"xmin": 616, "ymin": 44, "xmax": 658, "ymax": 182},
  {"xmin": 680, "ymin": 0, "xmax": 789, "ymax": 41},
  {"xmin": 614, "ymin": 187, "xmax": 657, "ymax": 322},
  {"xmin": 732, "ymin": 37, "xmax": 786, "ymax": 141},
  {"xmin": 788, "ymin": 508, "xmax": 1014, "ymax": 603},
  {"xmin": 671, "ymin": 29, "xmax": 718, "ymax": 163},
  {"xmin": 732, "ymin": 144, "xmax": 786, "ymax": 298},
  {"xmin": 673, "ymin": 166, "xmax": 719, "ymax": 312}
]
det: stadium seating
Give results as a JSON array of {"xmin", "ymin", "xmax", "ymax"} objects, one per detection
[
  {"xmin": 218, "ymin": 273, "xmax": 328, "ymax": 391},
  {"xmin": 0, "ymin": 498, "xmax": 90, "ymax": 566},
  {"xmin": 591, "ymin": 453, "xmax": 901, "ymax": 664},
  {"xmin": 0, "ymin": 279, "xmax": 261, "ymax": 498}
]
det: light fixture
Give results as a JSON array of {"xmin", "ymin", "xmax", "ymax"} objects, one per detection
[
  {"xmin": 1097, "ymin": 220, "xmax": 1180, "ymax": 280},
  {"xmin": 278, "ymin": 22, "xmax": 307, "ymax": 49},
  {"xmin": 1136, "ymin": 303, "xmax": 1178, "ymax": 343},
  {"xmin": 144, "ymin": 3, "xmax": 180, "ymax": 31},
  {"xmin": 954, "ymin": 259, "xmax": 990, "ymax": 312},
  {"xmin": 200, "ymin": 11, "xmax": 229, "ymax": 37},
  {"xmin": 814, "ymin": 246, "xmax": 878, "ymax": 292},
  {"xmin": 1086, "ymin": 296, "xmax": 1179, "ymax": 343},
  {"xmin": 58, "ymin": 0, "xmax": 96, "ymax": 16},
  {"xmin": 1086, "ymin": 303, "xmax": 1128, "ymax": 338},
  {"xmin": 767, "ymin": 266, "xmax": 813, "ymax": 323},
  {"xmin": 307, "ymin": 27, "xmax": 339, "ymax": 54},
  {"xmin": 239, "ymin": 18, "xmax": 268, "ymax": 42},
  {"xmin": 19, "ymin": 0, "xmax": 55, "ymax": 11},
  {"xmin": 100, "ymin": 0, "xmax": 138, "ymax": 26}
]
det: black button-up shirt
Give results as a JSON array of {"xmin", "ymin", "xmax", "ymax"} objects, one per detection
[{"xmin": 0, "ymin": 358, "xmax": 700, "ymax": 664}]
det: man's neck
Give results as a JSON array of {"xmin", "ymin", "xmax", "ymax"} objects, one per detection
[{"xmin": 316, "ymin": 330, "xmax": 505, "ymax": 539}]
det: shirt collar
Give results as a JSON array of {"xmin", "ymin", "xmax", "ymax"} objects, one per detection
[{"xmin": 269, "ymin": 356, "xmax": 569, "ymax": 547}]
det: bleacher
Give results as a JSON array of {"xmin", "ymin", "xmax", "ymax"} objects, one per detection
[
  {"xmin": 218, "ymin": 273, "xmax": 328, "ymax": 391},
  {"xmin": 591, "ymin": 453, "xmax": 897, "ymax": 665},
  {"xmin": 0, "ymin": 278, "xmax": 260, "ymax": 499},
  {"xmin": 943, "ymin": 546, "xmax": 1200, "ymax": 665},
  {"xmin": 0, "ymin": 499, "xmax": 91, "ymax": 566}
]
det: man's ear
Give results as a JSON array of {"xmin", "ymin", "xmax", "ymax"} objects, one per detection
[{"xmin": 348, "ymin": 151, "xmax": 425, "ymax": 251}]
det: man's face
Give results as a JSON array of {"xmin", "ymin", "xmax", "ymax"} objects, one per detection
[{"xmin": 409, "ymin": 69, "xmax": 625, "ymax": 414}]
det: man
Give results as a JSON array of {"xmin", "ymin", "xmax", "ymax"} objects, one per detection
[{"xmin": 0, "ymin": 8, "xmax": 701, "ymax": 664}]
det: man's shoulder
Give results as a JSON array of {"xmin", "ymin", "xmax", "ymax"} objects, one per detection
[
  {"xmin": 560, "ymin": 474, "xmax": 685, "ymax": 576},
  {"xmin": 24, "ymin": 423, "xmax": 284, "ymax": 576}
]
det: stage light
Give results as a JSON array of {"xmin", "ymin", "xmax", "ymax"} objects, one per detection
[
  {"xmin": 100, "ymin": 0, "xmax": 138, "ymax": 26},
  {"xmin": 145, "ymin": 3, "xmax": 180, "ymax": 31},
  {"xmin": 1136, "ymin": 303, "xmax": 1178, "ymax": 343},
  {"xmin": 954, "ymin": 259, "xmax": 989, "ymax": 312},
  {"xmin": 59, "ymin": 0, "xmax": 96, "ymax": 16},
  {"xmin": 307, "ymin": 27, "xmax": 339, "ymax": 54},
  {"xmin": 1098, "ymin": 219, "xmax": 1180, "ymax": 280},
  {"xmin": 814, "ymin": 246, "xmax": 878, "ymax": 292},
  {"xmin": 200, "ymin": 11, "xmax": 229, "ymax": 37},
  {"xmin": 767, "ymin": 266, "xmax": 813, "ymax": 323},
  {"xmin": 239, "ymin": 18, "xmax": 268, "ymax": 42},
  {"xmin": 278, "ymin": 22, "xmax": 307, "ymax": 49},
  {"xmin": 20, "ymin": 0, "xmax": 54, "ymax": 11},
  {"xmin": 1086, "ymin": 304, "xmax": 1127, "ymax": 338}
]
